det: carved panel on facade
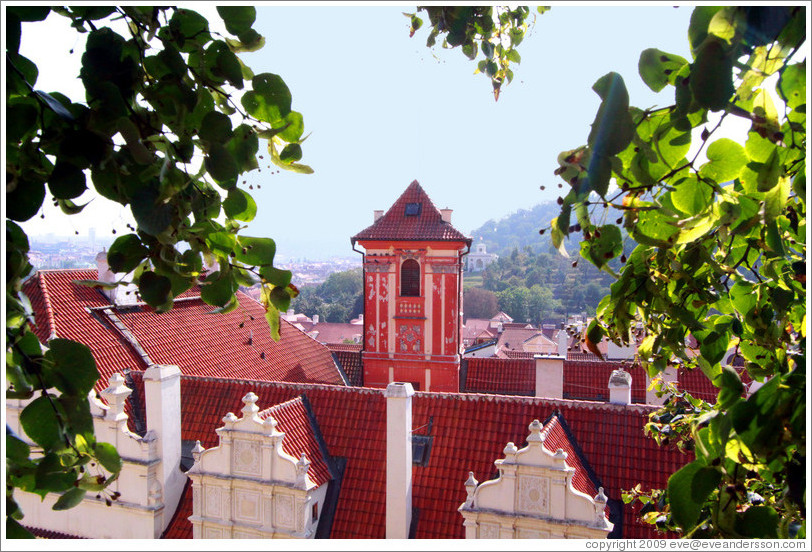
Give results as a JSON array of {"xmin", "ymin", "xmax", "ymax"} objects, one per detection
[
  {"xmin": 233, "ymin": 530, "xmax": 255, "ymax": 539},
  {"xmin": 518, "ymin": 475, "xmax": 550, "ymax": 515},
  {"xmin": 206, "ymin": 486, "xmax": 222, "ymax": 518},
  {"xmin": 235, "ymin": 489, "xmax": 261, "ymax": 524},
  {"xmin": 232, "ymin": 439, "xmax": 261, "ymax": 477},
  {"xmin": 430, "ymin": 264, "xmax": 458, "ymax": 274},
  {"xmin": 366, "ymin": 263, "xmax": 391, "ymax": 273},
  {"xmin": 275, "ymin": 494, "xmax": 295, "ymax": 529},
  {"xmin": 518, "ymin": 527, "xmax": 550, "ymax": 539},
  {"xmin": 204, "ymin": 526, "xmax": 225, "ymax": 539},
  {"xmin": 479, "ymin": 523, "xmax": 499, "ymax": 539}
]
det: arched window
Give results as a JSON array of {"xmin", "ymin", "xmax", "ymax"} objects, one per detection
[{"xmin": 400, "ymin": 259, "xmax": 420, "ymax": 297}]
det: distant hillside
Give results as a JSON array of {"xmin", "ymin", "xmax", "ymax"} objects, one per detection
[
  {"xmin": 468, "ymin": 201, "xmax": 623, "ymax": 258},
  {"xmin": 469, "ymin": 202, "xmax": 569, "ymax": 257}
]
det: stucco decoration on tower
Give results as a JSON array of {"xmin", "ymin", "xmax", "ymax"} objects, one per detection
[{"xmin": 352, "ymin": 180, "xmax": 472, "ymax": 392}]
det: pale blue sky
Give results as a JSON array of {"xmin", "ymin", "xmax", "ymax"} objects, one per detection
[{"xmin": 18, "ymin": 3, "xmax": 697, "ymax": 260}]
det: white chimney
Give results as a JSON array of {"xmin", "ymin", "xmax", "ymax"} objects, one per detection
[
  {"xmin": 440, "ymin": 208, "xmax": 453, "ymax": 223},
  {"xmin": 608, "ymin": 369, "xmax": 632, "ymax": 405},
  {"xmin": 142, "ymin": 364, "xmax": 185, "ymax": 532},
  {"xmin": 384, "ymin": 382, "xmax": 414, "ymax": 539},
  {"xmin": 534, "ymin": 354, "xmax": 564, "ymax": 399},
  {"xmin": 96, "ymin": 250, "xmax": 117, "ymax": 303},
  {"xmin": 312, "ymin": 314, "xmax": 319, "ymax": 324},
  {"xmin": 374, "ymin": 209, "xmax": 384, "ymax": 222},
  {"xmin": 557, "ymin": 328, "xmax": 568, "ymax": 357}
]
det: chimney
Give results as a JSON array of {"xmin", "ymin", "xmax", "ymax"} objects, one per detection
[
  {"xmin": 374, "ymin": 209, "xmax": 384, "ymax": 222},
  {"xmin": 96, "ymin": 249, "xmax": 117, "ymax": 303},
  {"xmin": 557, "ymin": 327, "xmax": 568, "ymax": 357},
  {"xmin": 646, "ymin": 366, "xmax": 678, "ymax": 405},
  {"xmin": 608, "ymin": 369, "xmax": 632, "ymax": 405},
  {"xmin": 142, "ymin": 364, "xmax": 184, "ymax": 531},
  {"xmin": 312, "ymin": 314, "xmax": 319, "ymax": 325},
  {"xmin": 534, "ymin": 354, "xmax": 564, "ymax": 399},
  {"xmin": 440, "ymin": 208, "xmax": 453, "ymax": 223},
  {"xmin": 384, "ymin": 382, "xmax": 414, "ymax": 538}
]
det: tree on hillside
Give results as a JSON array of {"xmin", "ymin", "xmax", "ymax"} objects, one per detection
[
  {"xmin": 549, "ymin": 7, "xmax": 806, "ymax": 539},
  {"xmin": 463, "ymin": 287, "xmax": 499, "ymax": 320},
  {"xmin": 7, "ymin": 6, "xmax": 309, "ymax": 536},
  {"xmin": 418, "ymin": 4, "xmax": 807, "ymax": 539}
]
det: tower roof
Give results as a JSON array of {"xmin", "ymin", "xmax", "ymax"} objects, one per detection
[{"xmin": 351, "ymin": 180, "xmax": 472, "ymax": 245}]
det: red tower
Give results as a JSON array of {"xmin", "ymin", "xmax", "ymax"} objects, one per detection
[{"xmin": 351, "ymin": 181, "xmax": 472, "ymax": 392}]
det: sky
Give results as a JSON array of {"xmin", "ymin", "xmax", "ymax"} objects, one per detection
[{"xmin": 15, "ymin": 2, "xmax": 703, "ymax": 260}]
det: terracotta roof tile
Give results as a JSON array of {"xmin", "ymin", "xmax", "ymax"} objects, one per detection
[
  {"xmin": 564, "ymin": 360, "xmax": 647, "ymax": 403},
  {"xmin": 260, "ymin": 396, "xmax": 332, "ymax": 487},
  {"xmin": 463, "ymin": 358, "xmax": 535, "ymax": 395},
  {"xmin": 170, "ymin": 378, "xmax": 688, "ymax": 539},
  {"xmin": 351, "ymin": 180, "xmax": 471, "ymax": 244},
  {"xmin": 21, "ymin": 270, "xmax": 345, "ymax": 391}
]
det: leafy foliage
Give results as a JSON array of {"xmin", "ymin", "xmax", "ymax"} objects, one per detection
[
  {"xmin": 551, "ymin": 6, "xmax": 806, "ymax": 538},
  {"xmin": 6, "ymin": 6, "xmax": 310, "ymax": 535},
  {"xmin": 406, "ymin": 6, "xmax": 548, "ymax": 100}
]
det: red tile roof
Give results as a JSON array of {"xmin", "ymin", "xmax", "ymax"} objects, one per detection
[
  {"xmin": 162, "ymin": 479, "xmax": 193, "ymax": 539},
  {"xmin": 308, "ymin": 322, "xmax": 363, "ymax": 345},
  {"xmin": 167, "ymin": 377, "xmax": 688, "ymax": 539},
  {"xmin": 463, "ymin": 358, "xmax": 535, "ymax": 395},
  {"xmin": 351, "ymin": 180, "xmax": 471, "ymax": 244},
  {"xmin": 259, "ymin": 396, "xmax": 332, "ymax": 487},
  {"xmin": 21, "ymin": 270, "xmax": 345, "ymax": 392},
  {"xmin": 24, "ymin": 526, "xmax": 86, "ymax": 539},
  {"xmin": 564, "ymin": 360, "xmax": 648, "ymax": 404},
  {"xmin": 327, "ymin": 344, "xmax": 363, "ymax": 387}
]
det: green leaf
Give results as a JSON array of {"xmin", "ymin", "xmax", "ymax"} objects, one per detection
[
  {"xmin": 57, "ymin": 394, "xmax": 94, "ymax": 436},
  {"xmin": 736, "ymin": 506, "xmax": 779, "ymax": 538},
  {"xmin": 217, "ymin": 6, "xmax": 256, "ymax": 36},
  {"xmin": 200, "ymin": 271, "xmax": 238, "ymax": 307},
  {"xmin": 671, "ymin": 175, "xmax": 712, "ymax": 216},
  {"xmin": 48, "ymin": 161, "xmax": 87, "ymax": 200},
  {"xmin": 20, "ymin": 396, "xmax": 63, "ymax": 450},
  {"xmin": 235, "ymin": 236, "xmax": 275, "ymax": 267},
  {"xmin": 668, "ymin": 460, "xmax": 721, "ymax": 531},
  {"xmin": 263, "ymin": 296, "xmax": 281, "ymax": 341},
  {"xmin": 131, "ymin": 187, "xmax": 174, "ymax": 237},
  {"xmin": 138, "ymin": 271, "xmax": 172, "ymax": 308},
  {"xmin": 94, "ymin": 442, "xmax": 122, "ymax": 474},
  {"xmin": 763, "ymin": 176, "xmax": 789, "ymax": 223},
  {"xmin": 45, "ymin": 339, "xmax": 99, "ymax": 396},
  {"xmin": 6, "ymin": 517, "xmax": 35, "ymax": 539},
  {"xmin": 223, "ymin": 188, "xmax": 257, "ymax": 222},
  {"xmin": 580, "ymin": 225, "xmax": 622, "ymax": 268},
  {"xmin": 53, "ymin": 488, "xmax": 87, "ymax": 511},
  {"xmin": 638, "ymin": 49, "xmax": 688, "ymax": 92},
  {"xmin": 7, "ymin": 100, "xmax": 38, "ymax": 143},
  {"xmin": 6, "ymin": 176, "xmax": 46, "ymax": 222},
  {"xmin": 699, "ymin": 138, "xmax": 747, "ymax": 183},
  {"xmin": 259, "ymin": 266, "xmax": 292, "ymax": 288},
  {"xmin": 587, "ymin": 72, "xmax": 634, "ymax": 156},
  {"xmin": 690, "ymin": 39, "xmax": 734, "ymax": 111},
  {"xmin": 204, "ymin": 143, "xmax": 239, "ymax": 187},
  {"xmin": 241, "ymin": 73, "xmax": 292, "ymax": 124},
  {"xmin": 108, "ymin": 234, "xmax": 148, "ymax": 273},
  {"xmin": 279, "ymin": 143, "xmax": 303, "ymax": 163},
  {"xmin": 6, "ymin": 433, "xmax": 31, "ymax": 463},
  {"xmin": 199, "ymin": 111, "xmax": 233, "ymax": 143}
]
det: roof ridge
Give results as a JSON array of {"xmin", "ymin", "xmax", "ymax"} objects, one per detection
[
  {"xmin": 259, "ymin": 395, "xmax": 304, "ymax": 419},
  {"xmin": 37, "ymin": 272, "xmax": 58, "ymax": 340}
]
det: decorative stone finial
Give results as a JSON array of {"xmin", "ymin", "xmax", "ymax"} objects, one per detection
[
  {"xmin": 527, "ymin": 419, "xmax": 544, "ymax": 443},
  {"xmin": 223, "ymin": 412, "xmax": 239, "ymax": 425},
  {"xmin": 241, "ymin": 392, "xmax": 260, "ymax": 417},
  {"xmin": 100, "ymin": 372, "xmax": 132, "ymax": 422},
  {"xmin": 503, "ymin": 442, "xmax": 518, "ymax": 462},
  {"xmin": 295, "ymin": 452, "xmax": 311, "ymax": 489},
  {"xmin": 594, "ymin": 486, "xmax": 607, "ymax": 505},
  {"xmin": 191, "ymin": 440, "xmax": 205, "ymax": 464},
  {"xmin": 554, "ymin": 447, "xmax": 568, "ymax": 463},
  {"xmin": 464, "ymin": 471, "xmax": 478, "ymax": 507}
]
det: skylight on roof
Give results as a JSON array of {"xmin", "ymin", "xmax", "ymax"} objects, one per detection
[{"xmin": 404, "ymin": 202, "xmax": 422, "ymax": 216}]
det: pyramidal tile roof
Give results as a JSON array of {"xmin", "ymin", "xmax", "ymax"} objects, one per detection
[{"xmin": 351, "ymin": 180, "xmax": 472, "ymax": 244}]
